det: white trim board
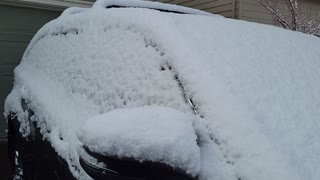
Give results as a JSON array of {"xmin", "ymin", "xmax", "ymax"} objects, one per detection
[{"xmin": 0, "ymin": 0, "xmax": 92, "ymax": 11}]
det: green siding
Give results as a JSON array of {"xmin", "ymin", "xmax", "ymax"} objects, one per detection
[{"xmin": 0, "ymin": 5, "xmax": 61, "ymax": 138}]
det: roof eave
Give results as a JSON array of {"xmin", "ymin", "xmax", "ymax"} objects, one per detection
[{"xmin": 0, "ymin": 0, "xmax": 92, "ymax": 11}]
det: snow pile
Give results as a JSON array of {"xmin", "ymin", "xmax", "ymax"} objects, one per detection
[
  {"xmin": 61, "ymin": 7, "xmax": 88, "ymax": 16},
  {"xmin": 93, "ymin": 0, "xmax": 215, "ymax": 16},
  {"xmin": 77, "ymin": 106, "xmax": 200, "ymax": 176},
  {"xmin": 4, "ymin": 1, "xmax": 320, "ymax": 180}
]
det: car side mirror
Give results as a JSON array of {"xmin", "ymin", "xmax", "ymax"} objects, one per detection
[{"xmin": 77, "ymin": 106, "xmax": 200, "ymax": 180}]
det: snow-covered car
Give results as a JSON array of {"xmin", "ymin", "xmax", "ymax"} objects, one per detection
[{"xmin": 4, "ymin": 0, "xmax": 320, "ymax": 180}]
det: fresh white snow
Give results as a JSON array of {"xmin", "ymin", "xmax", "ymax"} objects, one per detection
[
  {"xmin": 93, "ymin": 0, "xmax": 215, "ymax": 16},
  {"xmin": 4, "ymin": 0, "xmax": 320, "ymax": 180},
  {"xmin": 168, "ymin": 16, "xmax": 320, "ymax": 180},
  {"xmin": 77, "ymin": 106, "xmax": 200, "ymax": 176}
]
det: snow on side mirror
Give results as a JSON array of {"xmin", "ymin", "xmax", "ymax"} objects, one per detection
[{"xmin": 77, "ymin": 106, "xmax": 200, "ymax": 180}]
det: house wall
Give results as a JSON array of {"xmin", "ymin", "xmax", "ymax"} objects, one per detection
[
  {"xmin": 151, "ymin": 0, "xmax": 320, "ymax": 26},
  {"xmin": 299, "ymin": 0, "xmax": 320, "ymax": 19},
  {"xmin": 238, "ymin": 0, "xmax": 274, "ymax": 24}
]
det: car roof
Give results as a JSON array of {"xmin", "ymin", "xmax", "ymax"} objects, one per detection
[
  {"xmin": 93, "ymin": 0, "xmax": 214, "ymax": 16},
  {"xmin": 61, "ymin": 0, "xmax": 217, "ymax": 17}
]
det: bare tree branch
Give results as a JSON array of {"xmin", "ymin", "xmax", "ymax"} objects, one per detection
[
  {"xmin": 284, "ymin": 0, "xmax": 298, "ymax": 30},
  {"xmin": 258, "ymin": 0, "xmax": 291, "ymax": 29},
  {"xmin": 258, "ymin": 0, "xmax": 320, "ymax": 36}
]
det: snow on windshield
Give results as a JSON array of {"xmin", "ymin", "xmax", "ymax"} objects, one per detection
[
  {"xmin": 167, "ymin": 15, "xmax": 320, "ymax": 180},
  {"xmin": 5, "ymin": 9, "xmax": 191, "ymax": 178},
  {"xmin": 4, "ymin": 0, "xmax": 320, "ymax": 180}
]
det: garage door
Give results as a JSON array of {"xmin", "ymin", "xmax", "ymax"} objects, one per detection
[{"xmin": 0, "ymin": 5, "xmax": 61, "ymax": 139}]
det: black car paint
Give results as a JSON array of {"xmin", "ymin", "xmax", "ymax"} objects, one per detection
[{"xmin": 7, "ymin": 100, "xmax": 75, "ymax": 180}]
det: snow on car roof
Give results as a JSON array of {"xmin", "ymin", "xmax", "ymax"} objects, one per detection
[
  {"xmin": 60, "ymin": 0, "xmax": 217, "ymax": 17},
  {"xmin": 93, "ymin": 0, "xmax": 215, "ymax": 16},
  {"xmin": 4, "ymin": 0, "xmax": 320, "ymax": 180}
]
